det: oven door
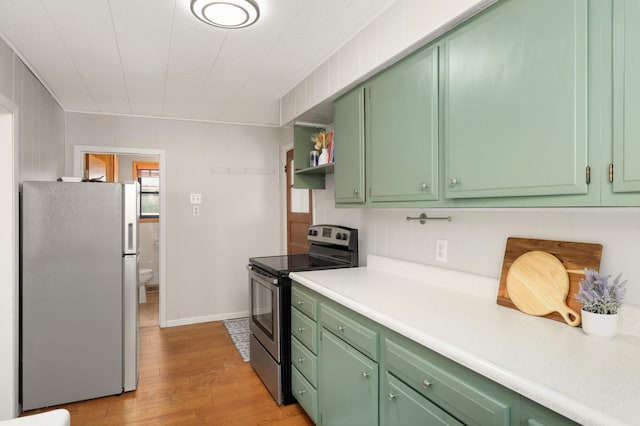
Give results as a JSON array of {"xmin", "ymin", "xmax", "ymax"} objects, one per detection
[{"xmin": 248, "ymin": 265, "xmax": 281, "ymax": 362}]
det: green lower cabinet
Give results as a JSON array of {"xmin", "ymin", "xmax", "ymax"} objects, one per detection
[
  {"xmin": 318, "ymin": 328, "xmax": 378, "ymax": 426},
  {"xmin": 385, "ymin": 338, "xmax": 512, "ymax": 426},
  {"xmin": 292, "ymin": 366, "xmax": 319, "ymax": 424},
  {"xmin": 291, "ymin": 281, "xmax": 579, "ymax": 426},
  {"xmin": 382, "ymin": 372, "xmax": 463, "ymax": 426}
]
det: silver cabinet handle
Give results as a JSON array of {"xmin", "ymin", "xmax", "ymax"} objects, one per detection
[
  {"xmin": 420, "ymin": 182, "xmax": 428, "ymax": 190},
  {"xmin": 338, "ymin": 325, "xmax": 345, "ymax": 332},
  {"xmin": 354, "ymin": 188, "xmax": 359, "ymax": 195},
  {"xmin": 422, "ymin": 379, "xmax": 432, "ymax": 388},
  {"xmin": 450, "ymin": 177, "xmax": 459, "ymax": 185},
  {"xmin": 298, "ymin": 389, "xmax": 306, "ymax": 395},
  {"xmin": 297, "ymin": 327, "xmax": 306, "ymax": 333},
  {"xmin": 388, "ymin": 393, "xmax": 397, "ymax": 401},
  {"xmin": 297, "ymin": 357, "xmax": 305, "ymax": 363},
  {"xmin": 297, "ymin": 300, "xmax": 305, "ymax": 306},
  {"xmin": 362, "ymin": 371, "xmax": 370, "ymax": 378}
]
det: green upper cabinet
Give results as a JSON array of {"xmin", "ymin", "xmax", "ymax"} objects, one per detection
[
  {"xmin": 367, "ymin": 45, "xmax": 439, "ymax": 203},
  {"xmin": 334, "ymin": 87, "xmax": 366, "ymax": 203},
  {"xmin": 443, "ymin": 0, "xmax": 589, "ymax": 199},
  {"xmin": 613, "ymin": 0, "xmax": 640, "ymax": 193}
]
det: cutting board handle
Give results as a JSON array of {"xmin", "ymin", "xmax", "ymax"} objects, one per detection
[{"xmin": 558, "ymin": 306, "xmax": 581, "ymax": 327}]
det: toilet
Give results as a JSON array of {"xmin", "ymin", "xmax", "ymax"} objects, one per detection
[{"xmin": 139, "ymin": 268, "xmax": 153, "ymax": 303}]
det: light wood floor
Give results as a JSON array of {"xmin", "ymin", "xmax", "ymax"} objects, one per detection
[{"xmin": 24, "ymin": 290, "xmax": 314, "ymax": 425}]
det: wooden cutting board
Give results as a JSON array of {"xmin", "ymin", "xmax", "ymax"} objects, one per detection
[
  {"xmin": 497, "ymin": 237, "xmax": 603, "ymax": 325},
  {"xmin": 507, "ymin": 251, "xmax": 580, "ymax": 326}
]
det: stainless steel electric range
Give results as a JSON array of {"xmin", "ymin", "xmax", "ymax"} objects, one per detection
[{"xmin": 247, "ymin": 225, "xmax": 358, "ymax": 405}]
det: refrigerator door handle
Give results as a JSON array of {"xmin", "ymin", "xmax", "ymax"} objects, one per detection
[
  {"xmin": 128, "ymin": 223, "xmax": 134, "ymax": 251},
  {"xmin": 123, "ymin": 182, "xmax": 139, "ymax": 254}
]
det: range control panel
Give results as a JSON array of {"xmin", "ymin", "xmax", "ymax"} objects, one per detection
[{"xmin": 307, "ymin": 225, "xmax": 357, "ymax": 249}]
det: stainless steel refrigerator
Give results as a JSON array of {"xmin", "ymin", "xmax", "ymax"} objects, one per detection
[{"xmin": 20, "ymin": 181, "xmax": 140, "ymax": 411}]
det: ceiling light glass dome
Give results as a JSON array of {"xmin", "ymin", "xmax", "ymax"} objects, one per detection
[{"xmin": 191, "ymin": 0, "xmax": 260, "ymax": 29}]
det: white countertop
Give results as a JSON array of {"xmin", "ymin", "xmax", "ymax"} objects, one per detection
[{"xmin": 289, "ymin": 255, "xmax": 640, "ymax": 426}]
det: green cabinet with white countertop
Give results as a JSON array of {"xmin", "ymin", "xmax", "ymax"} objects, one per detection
[{"xmin": 291, "ymin": 281, "xmax": 578, "ymax": 426}]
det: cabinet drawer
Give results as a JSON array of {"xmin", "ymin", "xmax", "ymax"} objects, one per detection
[
  {"xmin": 383, "ymin": 372, "xmax": 464, "ymax": 426},
  {"xmin": 385, "ymin": 339, "xmax": 510, "ymax": 426},
  {"xmin": 291, "ymin": 336, "xmax": 317, "ymax": 387},
  {"xmin": 292, "ymin": 366, "xmax": 318, "ymax": 423},
  {"xmin": 292, "ymin": 285, "xmax": 318, "ymax": 320},
  {"xmin": 291, "ymin": 307, "xmax": 317, "ymax": 354},
  {"xmin": 320, "ymin": 304, "xmax": 378, "ymax": 361}
]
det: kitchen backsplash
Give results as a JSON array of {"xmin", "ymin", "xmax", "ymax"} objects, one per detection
[{"xmin": 313, "ymin": 174, "xmax": 640, "ymax": 307}]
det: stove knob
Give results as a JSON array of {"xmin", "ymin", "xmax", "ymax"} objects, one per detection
[
  {"xmin": 335, "ymin": 233, "xmax": 342, "ymax": 240},
  {"xmin": 341, "ymin": 233, "xmax": 348, "ymax": 241},
  {"xmin": 312, "ymin": 230, "xmax": 318, "ymax": 236},
  {"xmin": 307, "ymin": 229, "xmax": 313, "ymax": 236}
]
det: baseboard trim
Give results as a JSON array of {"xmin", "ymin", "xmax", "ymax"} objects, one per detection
[{"xmin": 165, "ymin": 310, "xmax": 250, "ymax": 328}]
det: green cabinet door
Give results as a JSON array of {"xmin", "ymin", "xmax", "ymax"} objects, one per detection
[
  {"xmin": 319, "ymin": 329, "xmax": 378, "ymax": 426},
  {"xmin": 367, "ymin": 45, "xmax": 439, "ymax": 202},
  {"xmin": 334, "ymin": 87, "xmax": 366, "ymax": 203},
  {"xmin": 444, "ymin": 0, "xmax": 588, "ymax": 199},
  {"xmin": 382, "ymin": 372, "xmax": 464, "ymax": 426},
  {"xmin": 613, "ymin": 0, "xmax": 640, "ymax": 192}
]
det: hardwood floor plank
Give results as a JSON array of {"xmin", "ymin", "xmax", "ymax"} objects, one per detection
[{"xmin": 22, "ymin": 307, "xmax": 314, "ymax": 426}]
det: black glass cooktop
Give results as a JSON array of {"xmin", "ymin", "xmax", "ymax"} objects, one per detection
[{"xmin": 249, "ymin": 253, "xmax": 351, "ymax": 277}]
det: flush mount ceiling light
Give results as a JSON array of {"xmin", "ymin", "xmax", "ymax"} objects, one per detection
[{"xmin": 191, "ymin": 0, "xmax": 260, "ymax": 29}]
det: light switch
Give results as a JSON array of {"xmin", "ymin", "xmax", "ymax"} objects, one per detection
[{"xmin": 190, "ymin": 193, "xmax": 202, "ymax": 204}]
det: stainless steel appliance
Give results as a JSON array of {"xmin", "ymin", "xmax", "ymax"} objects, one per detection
[
  {"xmin": 248, "ymin": 225, "xmax": 358, "ymax": 405},
  {"xmin": 20, "ymin": 181, "xmax": 140, "ymax": 410}
]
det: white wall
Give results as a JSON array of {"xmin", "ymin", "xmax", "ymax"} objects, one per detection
[
  {"xmin": 313, "ymin": 175, "xmax": 640, "ymax": 307},
  {"xmin": 0, "ymin": 37, "xmax": 65, "ymax": 419},
  {"xmin": 280, "ymin": 0, "xmax": 496, "ymax": 125},
  {"xmin": 65, "ymin": 113, "xmax": 282, "ymax": 325}
]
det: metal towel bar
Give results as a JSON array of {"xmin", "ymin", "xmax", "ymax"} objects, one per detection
[{"xmin": 406, "ymin": 213, "xmax": 452, "ymax": 225}]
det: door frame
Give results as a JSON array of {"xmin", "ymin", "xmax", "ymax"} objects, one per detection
[
  {"xmin": 280, "ymin": 142, "xmax": 316, "ymax": 254},
  {"xmin": 280, "ymin": 142, "xmax": 293, "ymax": 254},
  {"xmin": 0, "ymin": 93, "xmax": 18, "ymax": 418},
  {"xmin": 73, "ymin": 145, "xmax": 167, "ymax": 328}
]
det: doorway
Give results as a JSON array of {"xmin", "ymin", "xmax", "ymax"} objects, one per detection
[
  {"xmin": 285, "ymin": 149, "xmax": 312, "ymax": 254},
  {"xmin": 74, "ymin": 145, "xmax": 167, "ymax": 328}
]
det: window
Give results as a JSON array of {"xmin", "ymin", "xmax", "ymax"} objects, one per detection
[{"xmin": 133, "ymin": 162, "xmax": 159, "ymax": 222}]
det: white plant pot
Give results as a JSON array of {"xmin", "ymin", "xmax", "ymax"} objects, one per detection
[
  {"xmin": 581, "ymin": 309, "xmax": 618, "ymax": 338},
  {"xmin": 318, "ymin": 148, "xmax": 329, "ymax": 165}
]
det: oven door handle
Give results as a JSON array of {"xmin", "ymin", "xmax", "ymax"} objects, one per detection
[{"xmin": 247, "ymin": 264, "xmax": 279, "ymax": 285}]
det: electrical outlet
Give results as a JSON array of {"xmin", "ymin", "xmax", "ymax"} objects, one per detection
[
  {"xmin": 192, "ymin": 205, "xmax": 200, "ymax": 216},
  {"xmin": 190, "ymin": 193, "xmax": 202, "ymax": 204},
  {"xmin": 435, "ymin": 239, "xmax": 448, "ymax": 262}
]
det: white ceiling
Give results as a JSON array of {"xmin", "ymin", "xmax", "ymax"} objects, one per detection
[{"xmin": 0, "ymin": 0, "xmax": 396, "ymax": 126}]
